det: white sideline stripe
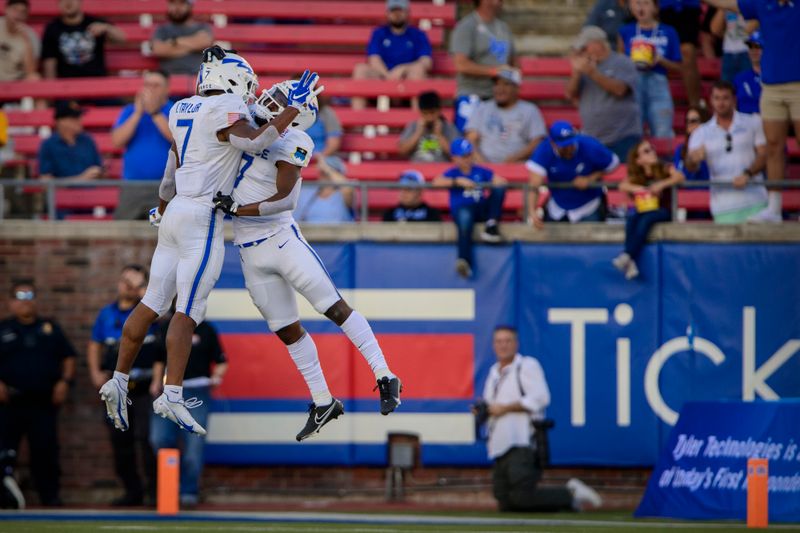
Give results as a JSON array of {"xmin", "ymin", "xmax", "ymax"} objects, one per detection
[
  {"xmin": 205, "ymin": 412, "xmax": 475, "ymax": 444},
  {"xmin": 206, "ymin": 288, "xmax": 475, "ymax": 321}
]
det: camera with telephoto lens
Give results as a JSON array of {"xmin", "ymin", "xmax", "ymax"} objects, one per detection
[
  {"xmin": 472, "ymin": 399, "xmax": 490, "ymax": 427},
  {"xmin": 532, "ymin": 419, "xmax": 555, "ymax": 468}
]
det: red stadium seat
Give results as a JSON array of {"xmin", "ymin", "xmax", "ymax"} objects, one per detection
[
  {"xmin": 28, "ymin": 23, "xmax": 444, "ymax": 48},
  {"xmin": 27, "ymin": 1, "xmax": 456, "ymax": 26}
]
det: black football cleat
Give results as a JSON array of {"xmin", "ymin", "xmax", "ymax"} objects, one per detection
[
  {"xmin": 295, "ymin": 399, "xmax": 344, "ymax": 442},
  {"xmin": 375, "ymin": 376, "xmax": 402, "ymax": 415}
]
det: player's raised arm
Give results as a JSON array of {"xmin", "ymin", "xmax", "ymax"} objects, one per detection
[{"xmin": 221, "ymin": 70, "xmax": 324, "ymax": 153}]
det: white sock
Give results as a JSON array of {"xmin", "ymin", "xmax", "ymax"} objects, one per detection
[
  {"xmin": 112, "ymin": 371, "xmax": 129, "ymax": 389},
  {"xmin": 768, "ymin": 191, "xmax": 782, "ymax": 213},
  {"xmin": 164, "ymin": 385, "xmax": 183, "ymax": 403},
  {"xmin": 340, "ymin": 311, "xmax": 394, "ymax": 380},
  {"xmin": 287, "ymin": 333, "xmax": 332, "ymax": 406}
]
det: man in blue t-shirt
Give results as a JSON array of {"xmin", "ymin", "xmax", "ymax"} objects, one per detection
[
  {"xmin": 703, "ymin": 0, "xmax": 800, "ymax": 222},
  {"xmin": 733, "ymin": 31, "xmax": 761, "ymax": 115},
  {"xmin": 432, "ymin": 138, "xmax": 506, "ymax": 278},
  {"xmin": 111, "ymin": 71, "xmax": 174, "ymax": 220},
  {"xmin": 87, "ymin": 265, "xmax": 164, "ymax": 506},
  {"xmin": 351, "ymin": 0, "xmax": 432, "ymax": 109},
  {"xmin": 526, "ymin": 121, "xmax": 619, "ymax": 228}
]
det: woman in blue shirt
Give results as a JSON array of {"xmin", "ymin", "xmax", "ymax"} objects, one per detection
[{"xmin": 618, "ymin": 0, "xmax": 683, "ymax": 139}]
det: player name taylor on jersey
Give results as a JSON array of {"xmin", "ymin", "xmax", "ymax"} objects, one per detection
[
  {"xmin": 169, "ymin": 92, "xmax": 251, "ymax": 206},
  {"xmin": 231, "ymin": 128, "xmax": 314, "ymax": 245}
]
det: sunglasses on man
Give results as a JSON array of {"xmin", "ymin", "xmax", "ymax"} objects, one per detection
[{"xmin": 14, "ymin": 290, "xmax": 35, "ymax": 301}]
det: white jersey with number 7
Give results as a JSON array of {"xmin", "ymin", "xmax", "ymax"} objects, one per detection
[{"xmin": 168, "ymin": 92, "xmax": 252, "ymax": 205}]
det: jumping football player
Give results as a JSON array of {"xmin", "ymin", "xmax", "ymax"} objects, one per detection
[
  {"xmin": 213, "ymin": 80, "xmax": 402, "ymax": 441},
  {"xmin": 100, "ymin": 48, "xmax": 323, "ymax": 436}
]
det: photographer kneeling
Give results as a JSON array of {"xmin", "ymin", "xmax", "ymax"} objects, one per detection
[{"xmin": 476, "ymin": 325, "xmax": 602, "ymax": 512}]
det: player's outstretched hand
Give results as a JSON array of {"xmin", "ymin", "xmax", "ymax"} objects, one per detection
[
  {"xmin": 214, "ymin": 192, "xmax": 239, "ymax": 216},
  {"xmin": 287, "ymin": 70, "xmax": 325, "ymax": 109},
  {"xmin": 202, "ymin": 45, "xmax": 227, "ymax": 63},
  {"xmin": 148, "ymin": 207, "xmax": 162, "ymax": 227}
]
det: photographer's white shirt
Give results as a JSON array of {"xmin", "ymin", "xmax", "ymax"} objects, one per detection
[{"xmin": 482, "ymin": 354, "xmax": 550, "ymax": 460}]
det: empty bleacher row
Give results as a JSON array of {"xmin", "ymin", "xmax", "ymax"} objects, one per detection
[{"xmin": 4, "ymin": 0, "xmax": 799, "ymax": 219}]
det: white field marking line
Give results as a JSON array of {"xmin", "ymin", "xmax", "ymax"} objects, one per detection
[{"xmin": 98, "ymin": 528, "xmax": 549, "ymax": 533}]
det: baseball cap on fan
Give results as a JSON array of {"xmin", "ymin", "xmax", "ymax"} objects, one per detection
[
  {"xmin": 387, "ymin": 0, "xmax": 409, "ymax": 10},
  {"xmin": 493, "ymin": 67, "xmax": 522, "ymax": 86},
  {"xmin": 450, "ymin": 138, "xmax": 474, "ymax": 157},
  {"xmin": 398, "ymin": 169, "xmax": 425, "ymax": 186},
  {"xmin": 549, "ymin": 120, "xmax": 578, "ymax": 148},
  {"xmin": 573, "ymin": 26, "xmax": 608, "ymax": 51}
]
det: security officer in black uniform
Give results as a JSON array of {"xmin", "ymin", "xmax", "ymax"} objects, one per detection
[
  {"xmin": 87, "ymin": 265, "xmax": 164, "ymax": 507},
  {"xmin": 0, "ymin": 280, "xmax": 76, "ymax": 506}
]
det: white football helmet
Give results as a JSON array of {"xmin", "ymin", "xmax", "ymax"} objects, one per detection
[
  {"xmin": 250, "ymin": 79, "xmax": 318, "ymax": 131},
  {"xmin": 196, "ymin": 52, "xmax": 258, "ymax": 104}
]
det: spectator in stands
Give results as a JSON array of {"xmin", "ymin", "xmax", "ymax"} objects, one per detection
[
  {"xmin": 382, "ymin": 170, "xmax": 441, "ymax": 222},
  {"xmin": 42, "ymin": 0, "xmax": 126, "ymax": 79},
  {"xmin": 150, "ymin": 308, "xmax": 227, "ymax": 508},
  {"xmin": 614, "ymin": 140, "xmax": 685, "ymax": 279},
  {"xmin": 450, "ymin": 0, "xmax": 516, "ymax": 132},
  {"xmin": 351, "ymin": 0, "xmax": 432, "ymax": 109},
  {"xmin": 0, "ymin": 0, "xmax": 39, "ymax": 81},
  {"xmin": 0, "ymin": 280, "xmax": 76, "ymax": 507},
  {"xmin": 398, "ymin": 91, "xmax": 458, "ymax": 162},
  {"xmin": 733, "ymin": 31, "xmax": 761, "ymax": 115},
  {"xmin": 295, "ymin": 157, "xmax": 355, "ymax": 223},
  {"xmin": 111, "ymin": 71, "xmax": 174, "ymax": 220},
  {"xmin": 150, "ymin": 0, "xmax": 213, "ymax": 76},
  {"xmin": 658, "ymin": 0, "xmax": 702, "ymax": 108},
  {"xmin": 687, "ymin": 80, "xmax": 769, "ymax": 223},
  {"xmin": 704, "ymin": 0, "xmax": 800, "ymax": 223},
  {"xmin": 618, "ymin": 0, "xmax": 683, "ymax": 140},
  {"xmin": 526, "ymin": 121, "xmax": 620, "ymax": 228},
  {"xmin": 465, "ymin": 68, "xmax": 546, "ymax": 163},
  {"xmin": 567, "ymin": 26, "xmax": 642, "ymax": 161},
  {"xmin": 710, "ymin": 9, "xmax": 755, "ymax": 82},
  {"xmin": 477, "ymin": 325, "xmax": 602, "ymax": 512},
  {"xmin": 306, "ymin": 96, "xmax": 344, "ymax": 167},
  {"xmin": 674, "ymin": 106, "xmax": 710, "ymax": 182},
  {"xmin": 585, "ymin": 0, "xmax": 631, "ymax": 48},
  {"xmin": 88, "ymin": 265, "xmax": 161, "ymax": 506},
  {"xmin": 38, "ymin": 100, "xmax": 103, "ymax": 181},
  {"xmin": 432, "ymin": 138, "xmax": 506, "ymax": 279}
]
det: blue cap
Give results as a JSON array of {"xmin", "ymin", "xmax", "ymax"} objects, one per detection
[
  {"xmin": 746, "ymin": 31, "xmax": 762, "ymax": 47},
  {"xmin": 549, "ymin": 120, "xmax": 578, "ymax": 148},
  {"xmin": 398, "ymin": 169, "xmax": 425, "ymax": 185},
  {"xmin": 450, "ymin": 138, "xmax": 473, "ymax": 157}
]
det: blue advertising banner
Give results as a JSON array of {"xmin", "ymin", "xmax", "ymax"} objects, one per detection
[
  {"xmin": 203, "ymin": 240, "xmax": 800, "ymax": 467},
  {"xmin": 635, "ymin": 400, "xmax": 800, "ymax": 522}
]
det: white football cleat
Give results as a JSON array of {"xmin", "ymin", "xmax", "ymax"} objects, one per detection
[
  {"xmin": 153, "ymin": 394, "xmax": 207, "ymax": 436},
  {"xmin": 99, "ymin": 379, "xmax": 131, "ymax": 431},
  {"xmin": 567, "ymin": 478, "xmax": 603, "ymax": 510}
]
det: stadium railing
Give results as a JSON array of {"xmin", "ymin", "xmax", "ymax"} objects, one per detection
[{"xmin": 2, "ymin": 178, "xmax": 798, "ymax": 223}]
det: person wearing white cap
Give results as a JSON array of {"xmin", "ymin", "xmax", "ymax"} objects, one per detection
[
  {"xmin": 465, "ymin": 67, "xmax": 547, "ymax": 163},
  {"xmin": 566, "ymin": 25, "xmax": 642, "ymax": 162},
  {"xmin": 351, "ymin": 0, "xmax": 432, "ymax": 109}
]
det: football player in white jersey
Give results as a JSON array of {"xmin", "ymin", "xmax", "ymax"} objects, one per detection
[
  {"xmin": 100, "ymin": 48, "xmax": 324, "ymax": 436},
  {"xmin": 213, "ymin": 81, "xmax": 402, "ymax": 441}
]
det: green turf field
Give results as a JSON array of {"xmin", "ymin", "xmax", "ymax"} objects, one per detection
[{"xmin": 0, "ymin": 511, "xmax": 793, "ymax": 533}]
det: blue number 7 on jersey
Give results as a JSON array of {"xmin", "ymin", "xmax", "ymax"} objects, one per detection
[{"xmin": 176, "ymin": 118, "xmax": 194, "ymax": 166}]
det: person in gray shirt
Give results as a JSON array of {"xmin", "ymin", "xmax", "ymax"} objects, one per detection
[
  {"xmin": 150, "ymin": 0, "xmax": 213, "ymax": 76},
  {"xmin": 398, "ymin": 91, "xmax": 458, "ymax": 162},
  {"xmin": 465, "ymin": 68, "xmax": 546, "ymax": 163},
  {"xmin": 566, "ymin": 26, "xmax": 642, "ymax": 161},
  {"xmin": 449, "ymin": 0, "xmax": 516, "ymax": 132},
  {"xmin": 584, "ymin": 0, "xmax": 631, "ymax": 49}
]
